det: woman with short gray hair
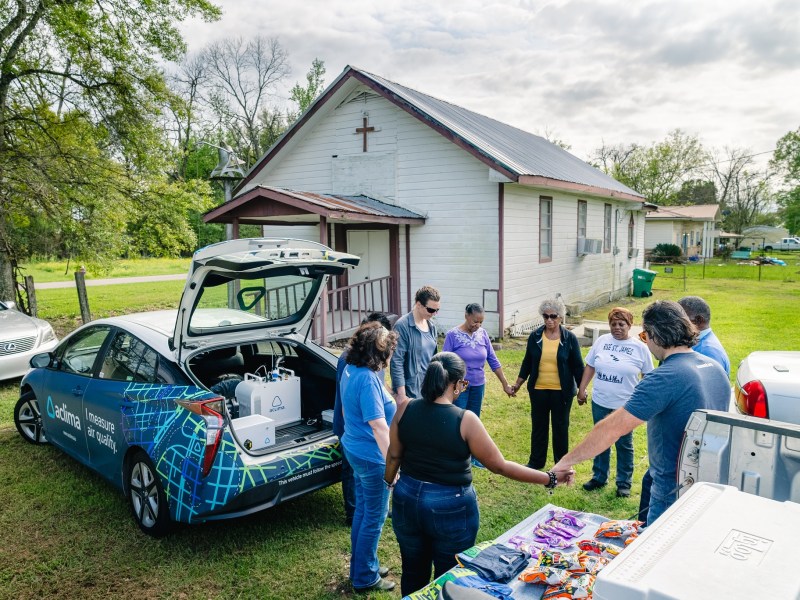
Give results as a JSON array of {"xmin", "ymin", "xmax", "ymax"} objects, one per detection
[{"xmin": 511, "ymin": 297, "xmax": 584, "ymax": 469}]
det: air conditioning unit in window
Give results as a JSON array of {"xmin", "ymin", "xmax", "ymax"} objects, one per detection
[
  {"xmin": 577, "ymin": 238, "xmax": 603, "ymax": 256},
  {"xmin": 628, "ymin": 248, "xmax": 640, "ymax": 258}
]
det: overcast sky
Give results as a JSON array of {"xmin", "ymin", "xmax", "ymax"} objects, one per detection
[{"xmin": 179, "ymin": 0, "xmax": 799, "ymax": 166}]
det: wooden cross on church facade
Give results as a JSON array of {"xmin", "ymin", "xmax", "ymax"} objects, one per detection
[{"xmin": 355, "ymin": 115, "xmax": 378, "ymax": 152}]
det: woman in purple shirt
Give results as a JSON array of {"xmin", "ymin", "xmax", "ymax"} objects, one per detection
[{"xmin": 443, "ymin": 304, "xmax": 515, "ymax": 420}]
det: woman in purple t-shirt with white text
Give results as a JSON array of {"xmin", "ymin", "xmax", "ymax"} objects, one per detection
[{"xmin": 442, "ymin": 304, "xmax": 515, "ymax": 421}]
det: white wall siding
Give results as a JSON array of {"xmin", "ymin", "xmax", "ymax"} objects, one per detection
[
  {"xmin": 645, "ymin": 221, "xmax": 676, "ymax": 249},
  {"xmin": 503, "ymin": 185, "xmax": 642, "ymax": 330}
]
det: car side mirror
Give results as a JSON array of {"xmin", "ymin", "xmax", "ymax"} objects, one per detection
[{"xmin": 30, "ymin": 352, "xmax": 53, "ymax": 369}]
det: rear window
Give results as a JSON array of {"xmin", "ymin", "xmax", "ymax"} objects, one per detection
[{"xmin": 188, "ymin": 273, "xmax": 321, "ymax": 336}]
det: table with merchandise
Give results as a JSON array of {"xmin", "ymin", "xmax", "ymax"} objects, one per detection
[{"xmin": 404, "ymin": 503, "xmax": 642, "ymax": 600}]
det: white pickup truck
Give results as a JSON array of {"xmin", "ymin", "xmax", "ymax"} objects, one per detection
[{"xmin": 762, "ymin": 236, "xmax": 800, "ymax": 251}]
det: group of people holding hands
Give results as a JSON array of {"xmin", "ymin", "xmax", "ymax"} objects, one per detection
[{"xmin": 335, "ymin": 285, "xmax": 730, "ymax": 594}]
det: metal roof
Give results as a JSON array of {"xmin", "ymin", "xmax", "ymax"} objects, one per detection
[
  {"xmin": 257, "ymin": 186, "xmax": 425, "ymax": 220},
  {"xmin": 351, "ymin": 67, "xmax": 643, "ymax": 199},
  {"xmin": 645, "ymin": 204, "xmax": 720, "ymax": 221}
]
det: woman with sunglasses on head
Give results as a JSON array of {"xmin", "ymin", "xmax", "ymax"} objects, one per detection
[
  {"xmin": 390, "ymin": 285, "xmax": 441, "ymax": 405},
  {"xmin": 385, "ymin": 352, "xmax": 574, "ymax": 596},
  {"xmin": 511, "ymin": 297, "xmax": 584, "ymax": 470},
  {"xmin": 576, "ymin": 307, "xmax": 653, "ymax": 498}
]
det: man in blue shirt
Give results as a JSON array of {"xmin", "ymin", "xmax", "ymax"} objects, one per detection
[
  {"xmin": 553, "ymin": 300, "xmax": 730, "ymax": 526},
  {"xmin": 678, "ymin": 296, "xmax": 730, "ymax": 375}
]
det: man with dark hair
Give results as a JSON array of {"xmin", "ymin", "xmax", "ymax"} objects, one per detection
[
  {"xmin": 390, "ymin": 286, "xmax": 441, "ymax": 405},
  {"xmin": 553, "ymin": 300, "xmax": 730, "ymax": 525},
  {"xmin": 678, "ymin": 296, "xmax": 730, "ymax": 376},
  {"xmin": 334, "ymin": 312, "xmax": 396, "ymax": 526}
]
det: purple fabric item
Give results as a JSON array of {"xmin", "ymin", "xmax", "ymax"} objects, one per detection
[{"xmin": 442, "ymin": 327, "xmax": 501, "ymax": 386}]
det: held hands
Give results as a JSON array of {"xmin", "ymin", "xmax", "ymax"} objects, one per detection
[
  {"xmin": 576, "ymin": 389, "xmax": 589, "ymax": 405},
  {"xmin": 503, "ymin": 383, "xmax": 516, "ymax": 397}
]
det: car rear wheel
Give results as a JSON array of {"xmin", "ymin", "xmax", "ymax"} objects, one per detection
[
  {"xmin": 14, "ymin": 391, "xmax": 48, "ymax": 445},
  {"xmin": 127, "ymin": 450, "xmax": 170, "ymax": 537}
]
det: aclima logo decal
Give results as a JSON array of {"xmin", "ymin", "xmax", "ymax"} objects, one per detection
[{"xmin": 46, "ymin": 396, "xmax": 82, "ymax": 431}]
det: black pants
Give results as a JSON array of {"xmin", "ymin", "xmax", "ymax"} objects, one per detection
[
  {"xmin": 528, "ymin": 389, "xmax": 572, "ymax": 469},
  {"xmin": 638, "ymin": 468, "xmax": 653, "ymax": 523}
]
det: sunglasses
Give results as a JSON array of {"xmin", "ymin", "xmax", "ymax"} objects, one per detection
[
  {"xmin": 638, "ymin": 330, "xmax": 648, "ymax": 342},
  {"xmin": 424, "ymin": 305, "xmax": 439, "ymax": 315},
  {"xmin": 542, "ymin": 313, "xmax": 559, "ymax": 320}
]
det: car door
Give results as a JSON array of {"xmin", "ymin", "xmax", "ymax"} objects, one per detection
[
  {"xmin": 88, "ymin": 329, "xmax": 175, "ymax": 486},
  {"xmin": 44, "ymin": 325, "xmax": 113, "ymax": 465}
]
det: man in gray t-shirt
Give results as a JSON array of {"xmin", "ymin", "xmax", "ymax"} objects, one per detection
[{"xmin": 553, "ymin": 300, "xmax": 730, "ymax": 526}]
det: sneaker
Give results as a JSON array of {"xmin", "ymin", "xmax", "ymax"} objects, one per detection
[
  {"xmin": 616, "ymin": 487, "xmax": 631, "ymax": 498},
  {"xmin": 379, "ymin": 566, "xmax": 390, "ymax": 577},
  {"xmin": 355, "ymin": 578, "xmax": 396, "ymax": 593},
  {"xmin": 582, "ymin": 479, "xmax": 606, "ymax": 491},
  {"xmin": 471, "ymin": 458, "xmax": 486, "ymax": 470}
]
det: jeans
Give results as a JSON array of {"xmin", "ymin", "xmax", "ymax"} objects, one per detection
[
  {"xmin": 528, "ymin": 389, "xmax": 572, "ymax": 469},
  {"xmin": 453, "ymin": 384, "xmax": 485, "ymax": 417},
  {"xmin": 590, "ymin": 402, "xmax": 634, "ymax": 489},
  {"xmin": 391, "ymin": 474, "xmax": 479, "ymax": 596},
  {"xmin": 344, "ymin": 448, "xmax": 390, "ymax": 590},
  {"xmin": 341, "ymin": 452, "xmax": 356, "ymax": 523}
]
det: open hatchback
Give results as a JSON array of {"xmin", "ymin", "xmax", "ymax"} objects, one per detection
[{"xmin": 15, "ymin": 238, "xmax": 360, "ymax": 536}]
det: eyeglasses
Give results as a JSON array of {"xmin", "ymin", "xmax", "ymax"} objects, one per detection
[
  {"xmin": 424, "ymin": 305, "xmax": 439, "ymax": 315},
  {"xmin": 542, "ymin": 313, "xmax": 559, "ymax": 320},
  {"xmin": 638, "ymin": 330, "xmax": 648, "ymax": 342}
]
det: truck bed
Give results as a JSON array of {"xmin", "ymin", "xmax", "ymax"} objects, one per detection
[{"xmin": 679, "ymin": 409, "xmax": 800, "ymax": 503}]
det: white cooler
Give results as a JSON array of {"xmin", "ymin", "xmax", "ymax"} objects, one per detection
[
  {"xmin": 594, "ymin": 482, "xmax": 800, "ymax": 599},
  {"xmin": 231, "ymin": 414, "xmax": 276, "ymax": 451},
  {"xmin": 235, "ymin": 369, "xmax": 301, "ymax": 427}
]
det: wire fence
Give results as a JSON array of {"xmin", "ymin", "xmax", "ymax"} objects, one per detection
[{"xmin": 645, "ymin": 251, "xmax": 800, "ymax": 292}]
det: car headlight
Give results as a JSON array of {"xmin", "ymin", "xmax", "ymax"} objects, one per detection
[{"xmin": 40, "ymin": 323, "xmax": 57, "ymax": 345}]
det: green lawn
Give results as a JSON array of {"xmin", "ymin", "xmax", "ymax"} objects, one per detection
[
  {"xmin": 0, "ymin": 267, "xmax": 798, "ymax": 598},
  {"xmin": 19, "ymin": 257, "xmax": 190, "ymax": 283}
]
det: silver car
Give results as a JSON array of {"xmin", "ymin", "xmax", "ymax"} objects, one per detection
[{"xmin": 0, "ymin": 300, "xmax": 58, "ymax": 380}]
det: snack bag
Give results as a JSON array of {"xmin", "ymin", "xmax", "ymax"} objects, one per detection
[
  {"xmin": 594, "ymin": 519, "xmax": 643, "ymax": 541},
  {"xmin": 542, "ymin": 574, "xmax": 596, "ymax": 599},
  {"xmin": 518, "ymin": 564, "xmax": 571, "ymax": 585},
  {"xmin": 578, "ymin": 538, "xmax": 622, "ymax": 558},
  {"xmin": 537, "ymin": 549, "xmax": 586, "ymax": 572}
]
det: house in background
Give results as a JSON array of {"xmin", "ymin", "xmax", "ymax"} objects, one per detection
[
  {"xmin": 204, "ymin": 66, "xmax": 646, "ymax": 340},
  {"xmin": 644, "ymin": 204, "xmax": 721, "ymax": 259}
]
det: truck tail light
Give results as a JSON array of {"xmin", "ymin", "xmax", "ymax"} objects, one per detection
[
  {"xmin": 177, "ymin": 397, "xmax": 225, "ymax": 477},
  {"xmin": 735, "ymin": 380, "xmax": 769, "ymax": 419}
]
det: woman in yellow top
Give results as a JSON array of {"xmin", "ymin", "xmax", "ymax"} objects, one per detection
[{"xmin": 511, "ymin": 298, "xmax": 584, "ymax": 469}]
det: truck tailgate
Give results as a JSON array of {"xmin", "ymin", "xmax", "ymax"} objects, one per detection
[{"xmin": 679, "ymin": 409, "xmax": 800, "ymax": 503}]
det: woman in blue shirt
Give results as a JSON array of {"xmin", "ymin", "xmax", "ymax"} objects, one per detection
[{"xmin": 341, "ymin": 322, "xmax": 399, "ymax": 593}]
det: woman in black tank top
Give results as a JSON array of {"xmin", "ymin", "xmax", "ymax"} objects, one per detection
[{"xmin": 384, "ymin": 352, "xmax": 575, "ymax": 596}]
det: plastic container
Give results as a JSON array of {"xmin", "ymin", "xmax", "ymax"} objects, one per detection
[
  {"xmin": 231, "ymin": 414, "xmax": 276, "ymax": 451},
  {"xmin": 632, "ymin": 268, "xmax": 657, "ymax": 297}
]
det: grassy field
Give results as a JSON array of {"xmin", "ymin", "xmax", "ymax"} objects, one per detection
[
  {"xmin": 0, "ymin": 264, "xmax": 798, "ymax": 598},
  {"xmin": 20, "ymin": 258, "xmax": 190, "ymax": 283}
]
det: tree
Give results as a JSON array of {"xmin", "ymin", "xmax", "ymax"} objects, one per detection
[
  {"xmin": 707, "ymin": 147, "xmax": 776, "ymax": 234},
  {"xmin": 0, "ymin": 0, "xmax": 220, "ymax": 302},
  {"xmin": 290, "ymin": 58, "xmax": 326, "ymax": 116},
  {"xmin": 674, "ymin": 179, "xmax": 717, "ymax": 205},
  {"xmin": 204, "ymin": 36, "xmax": 290, "ymax": 167},
  {"xmin": 771, "ymin": 127, "xmax": 800, "ymax": 235},
  {"xmin": 592, "ymin": 129, "xmax": 706, "ymax": 205}
]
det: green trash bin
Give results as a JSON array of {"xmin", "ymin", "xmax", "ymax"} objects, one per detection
[{"xmin": 632, "ymin": 268, "xmax": 657, "ymax": 297}]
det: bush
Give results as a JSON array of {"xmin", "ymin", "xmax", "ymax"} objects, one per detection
[{"xmin": 652, "ymin": 243, "xmax": 682, "ymax": 257}]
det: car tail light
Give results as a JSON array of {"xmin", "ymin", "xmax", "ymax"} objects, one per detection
[
  {"xmin": 735, "ymin": 380, "xmax": 769, "ymax": 418},
  {"xmin": 177, "ymin": 397, "xmax": 225, "ymax": 477}
]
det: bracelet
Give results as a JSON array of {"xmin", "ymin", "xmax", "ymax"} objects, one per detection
[
  {"xmin": 384, "ymin": 479, "xmax": 395, "ymax": 489},
  {"xmin": 545, "ymin": 470, "xmax": 557, "ymax": 489}
]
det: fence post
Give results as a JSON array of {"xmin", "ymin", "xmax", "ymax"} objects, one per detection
[
  {"xmin": 75, "ymin": 269, "xmax": 92, "ymax": 324},
  {"xmin": 24, "ymin": 275, "xmax": 38, "ymax": 318}
]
